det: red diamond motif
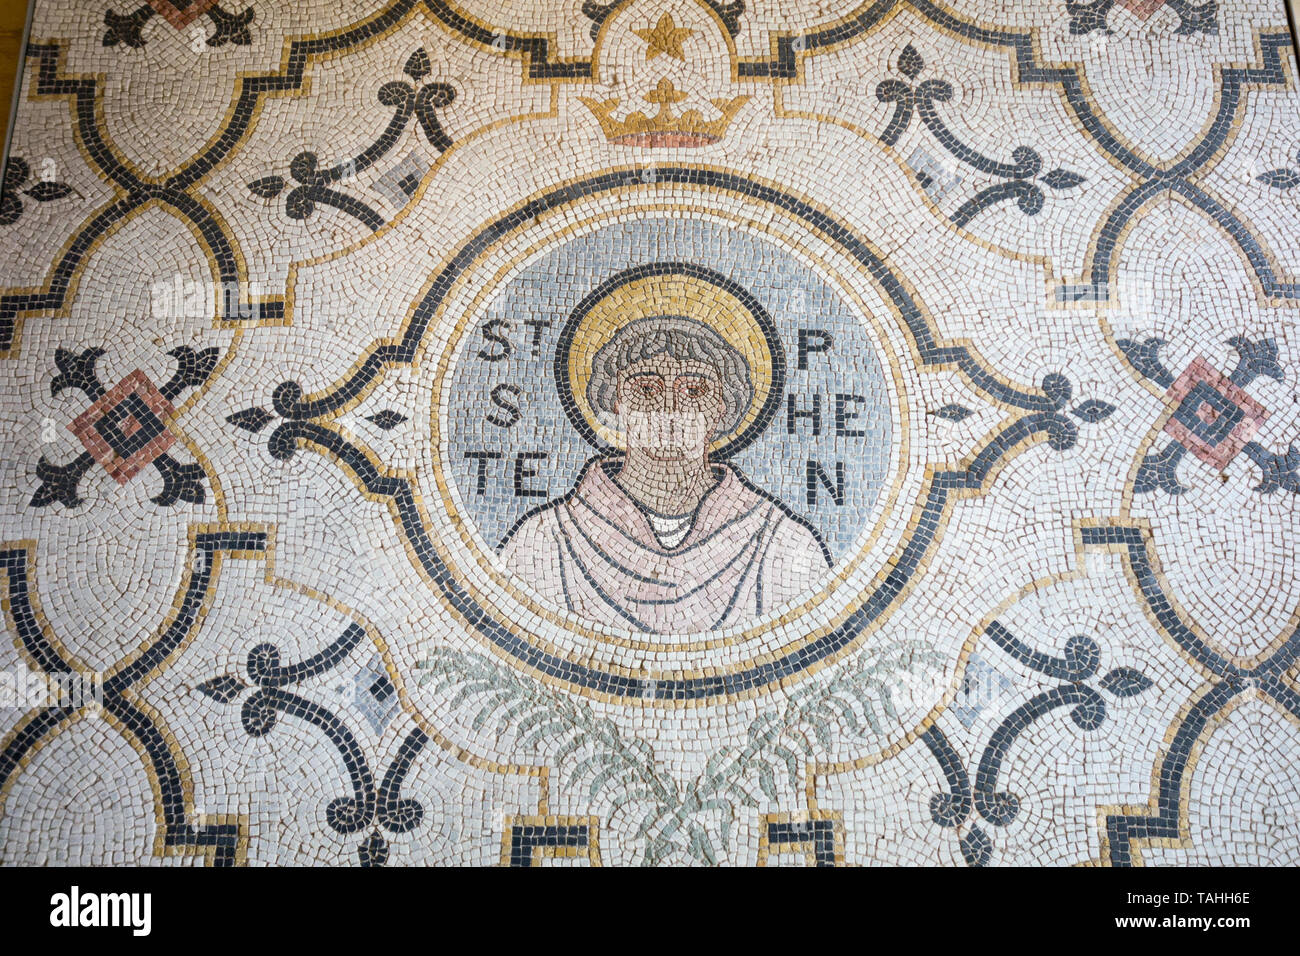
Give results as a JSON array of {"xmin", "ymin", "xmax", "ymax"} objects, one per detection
[
  {"xmin": 69, "ymin": 370, "xmax": 176, "ymax": 484},
  {"xmin": 148, "ymin": 0, "xmax": 219, "ymax": 29},
  {"xmin": 1117, "ymin": 0, "xmax": 1168, "ymax": 20},
  {"xmin": 1162, "ymin": 356, "xmax": 1268, "ymax": 470}
]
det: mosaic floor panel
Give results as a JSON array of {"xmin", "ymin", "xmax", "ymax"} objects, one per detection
[{"xmin": 1, "ymin": 0, "xmax": 1298, "ymax": 866}]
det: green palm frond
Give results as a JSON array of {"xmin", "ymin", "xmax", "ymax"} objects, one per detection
[{"xmin": 417, "ymin": 637, "xmax": 940, "ymax": 866}]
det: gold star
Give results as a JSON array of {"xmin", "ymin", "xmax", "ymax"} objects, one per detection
[{"xmin": 633, "ymin": 13, "xmax": 694, "ymax": 62}]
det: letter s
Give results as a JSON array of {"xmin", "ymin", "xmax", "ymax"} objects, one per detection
[
  {"xmin": 487, "ymin": 383, "xmax": 522, "ymax": 428},
  {"xmin": 478, "ymin": 319, "xmax": 512, "ymax": 362}
]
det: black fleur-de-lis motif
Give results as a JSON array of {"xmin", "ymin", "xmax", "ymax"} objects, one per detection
[
  {"xmin": 876, "ymin": 46, "xmax": 1085, "ymax": 227},
  {"xmin": 102, "ymin": 3, "xmax": 253, "ymax": 49},
  {"xmin": 1, "ymin": 157, "xmax": 76, "ymax": 226},
  {"xmin": 247, "ymin": 49, "xmax": 456, "ymax": 231},
  {"xmin": 207, "ymin": 5, "xmax": 254, "ymax": 47},
  {"xmin": 924, "ymin": 621, "xmax": 1156, "ymax": 856},
  {"xmin": 198, "ymin": 624, "xmax": 429, "ymax": 867},
  {"xmin": 102, "ymin": 6, "xmax": 153, "ymax": 48}
]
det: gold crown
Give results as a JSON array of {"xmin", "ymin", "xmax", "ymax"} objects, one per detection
[{"xmin": 579, "ymin": 78, "xmax": 748, "ymax": 147}]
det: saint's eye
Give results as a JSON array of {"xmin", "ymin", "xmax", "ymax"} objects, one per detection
[
  {"xmin": 626, "ymin": 374, "xmax": 664, "ymax": 399},
  {"xmin": 677, "ymin": 376, "xmax": 711, "ymax": 399}
]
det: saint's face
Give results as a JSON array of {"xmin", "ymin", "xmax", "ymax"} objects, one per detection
[{"xmin": 614, "ymin": 354, "xmax": 726, "ymax": 461}]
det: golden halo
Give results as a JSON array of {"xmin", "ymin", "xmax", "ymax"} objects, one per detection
[{"xmin": 559, "ymin": 265, "xmax": 781, "ymax": 455}]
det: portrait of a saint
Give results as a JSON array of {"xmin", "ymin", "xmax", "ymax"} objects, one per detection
[{"xmin": 498, "ymin": 271, "xmax": 830, "ymax": 635}]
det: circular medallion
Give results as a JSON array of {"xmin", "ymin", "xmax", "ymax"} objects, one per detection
[{"xmin": 408, "ymin": 168, "xmax": 938, "ymax": 703}]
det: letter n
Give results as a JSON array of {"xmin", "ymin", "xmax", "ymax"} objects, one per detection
[{"xmin": 806, "ymin": 460, "xmax": 845, "ymax": 506}]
